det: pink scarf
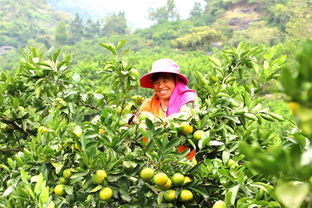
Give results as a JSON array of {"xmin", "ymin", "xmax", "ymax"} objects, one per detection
[{"xmin": 167, "ymin": 77, "xmax": 197, "ymax": 116}]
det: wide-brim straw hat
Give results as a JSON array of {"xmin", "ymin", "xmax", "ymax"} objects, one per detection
[{"xmin": 139, "ymin": 59, "xmax": 188, "ymax": 89}]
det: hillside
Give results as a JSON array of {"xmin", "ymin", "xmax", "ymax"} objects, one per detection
[
  {"xmin": 0, "ymin": 0, "xmax": 69, "ymax": 48},
  {"xmin": 0, "ymin": 0, "xmax": 311, "ymax": 71},
  {"xmin": 47, "ymin": 0, "xmax": 110, "ymax": 20}
]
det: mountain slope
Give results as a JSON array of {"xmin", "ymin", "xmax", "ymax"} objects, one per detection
[{"xmin": 0, "ymin": 0, "xmax": 69, "ymax": 47}]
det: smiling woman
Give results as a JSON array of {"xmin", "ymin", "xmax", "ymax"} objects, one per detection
[
  {"xmin": 139, "ymin": 58, "xmax": 198, "ymax": 118},
  {"xmin": 133, "ymin": 59, "xmax": 200, "ymax": 160}
]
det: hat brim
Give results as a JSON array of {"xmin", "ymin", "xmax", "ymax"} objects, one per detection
[{"xmin": 140, "ymin": 71, "xmax": 188, "ymax": 89}]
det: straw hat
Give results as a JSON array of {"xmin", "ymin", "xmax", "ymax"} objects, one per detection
[{"xmin": 139, "ymin": 59, "xmax": 188, "ymax": 89}]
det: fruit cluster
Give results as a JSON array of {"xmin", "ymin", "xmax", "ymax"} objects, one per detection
[
  {"xmin": 140, "ymin": 167, "xmax": 193, "ymax": 203},
  {"xmin": 54, "ymin": 169, "xmax": 113, "ymax": 201}
]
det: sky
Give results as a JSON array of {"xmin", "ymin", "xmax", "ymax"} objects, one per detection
[{"xmin": 63, "ymin": 0, "xmax": 206, "ymax": 29}]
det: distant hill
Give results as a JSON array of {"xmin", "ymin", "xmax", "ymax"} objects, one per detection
[
  {"xmin": 47, "ymin": 0, "xmax": 110, "ymax": 20},
  {"xmin": 0, "ymin": 0, "xmax": 69, "ymax": 47}
]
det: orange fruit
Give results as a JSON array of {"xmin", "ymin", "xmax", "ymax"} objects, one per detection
[
  {"xmin": 54, "ymin": 184, "xmax": 64, "ymax": 195},
  {"xmin": 140, "ymin": 168, "xmax": 154, "ymax": 181},
  {"xmin": 162, "ymin": 178, "xmax": 172, "ymax": 190},
  {"xmin": 58, "ymin": 177, "xmax": 67, "ymax": 184},
  {"xmin": 99, "ymin": 187, "xmax": 113, "ymax": 201},
  {"xmin": 164, "ymin": 190, "xmax": 176, "ymax": 202},
  {"xmin": 288, "ymin": 101, "xmax": 299, "ymax": 114},
  {"xmin": 171, "ymin": 173, "xmax": 185, "ymax": 186},
  {"xmin": 153, "ymin": 172, "xmax": 168, "ymax": 186},
  {"xmin": 92, "ymin": 170, "xmax": 107, "ymax": 184},
  {"xmin": 183, "ymin": 176, "xmax": 192, "ymax": 185},
  {"xmin": 180, "ymin": 122, "xmax": 193, "ymax": 134},
  {"xmin": 212, "ymin": 200, "xmax": 227, "ymax": 208},
  {"xmin": 98, "ymin": 128, "xmax": 105, "ymax": 134},
  {"xmin": 193, "ymin": 130, "xmax": 205, "ymax": 140},
  {"xmin": 179, "ymin": 189, "xmax": 193, "ymax": 202},
  {"xmin": 63, "ymin": 169, "xmax": 72, "ymax": 179}
]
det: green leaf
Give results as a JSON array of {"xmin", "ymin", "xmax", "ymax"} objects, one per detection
[
  {"xmin": 39, "ymin": 187, "xmax": 49, "ymax": 204},
  {"xmin": 64, "ymin": 185, "xmax": 74, "ymax": 195},
  {"xmin": 52, "ymin": 163, "xmax": 64, "ymax": 174},
  {"xmin": 7, "ymin": 158, "xmax": 15, "ymax": 169},
  {"xmin": 208, "ymin": 56, "xmax": 221, "ymax": 68},
  {"xmin": 157, "ymin": 191, "xmax": 164, "ymax": 205},
  {"xmin": 222, "ymin": 151, "xmax": 230, "ymax": 164},
  {"xmin": 89, "ymin": 185, "xmax": 103, "ymax": 193},
  {"xmin": 116, "ymin": 39, "xmax": 128, "ymax": 50},
  {"xmin": 165, "ymin": 138, "xmax": 180, "ymax": 151},
  {"xmin": 52, "ymin": 49, "xmax": 61, "ymax": 63},
  {"xmin": 33, "ymin": 173, "xmax": 44, "ymax": 194},
  {"xmin": 123, "ymin": 160, "xmax": 138, "ymax": 169},
  {"xmin": 145, "ymin": 118, "xmax": 154, "ymax": 132},
  {"xmin": 225, "ymin": 185, "xmax": 239, "ymax": 206},
  {"xmin": 72, "ymin": 73, "xmax": 81, "ymax": 82},
  {"xmin": 100, "ymin": 43, "xmax": 117, "ymax": 55},
  {"xmin": 24, "ymin": 184, "xmax": 35, "ymax": 199},
  {"xmin": 191, "ymin": 187, "xmax": 209, "ymax": 199},
  {"xmin": 276, "ymin": 181, "xmax": 309, "ymax": 208}
]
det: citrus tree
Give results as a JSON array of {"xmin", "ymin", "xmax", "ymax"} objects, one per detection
[{"xmin": 0, "ymin": 40, "xmax": 310, "ymax": 207}]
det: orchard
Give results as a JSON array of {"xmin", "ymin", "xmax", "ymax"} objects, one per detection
[{"xmin": 0, "ymin": 40, "xmax": 311, "ymax": 208}]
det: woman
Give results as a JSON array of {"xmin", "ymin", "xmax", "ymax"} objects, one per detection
[
  {"xmin": 138, "ymin": 58, "xmax": 199, "ymax": 160},
  {"xmin": 139, "ymin": 58, "xmax": 198, "ymax": 118}
]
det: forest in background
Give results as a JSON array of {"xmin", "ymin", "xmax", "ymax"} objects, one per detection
[{"xmin": 0, "ymin": 0, "xmax": 311, "ymax": 72}]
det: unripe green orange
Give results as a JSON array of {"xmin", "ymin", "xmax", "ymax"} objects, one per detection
[
  {"xmin": 193, "ymin": 130, "xmax": 205, "ymax": 140},
  {"xmin": 58, "ymin": 177, "xmax": 67, "ymax": 184},
  {"xmin": 99, "ymin": 187, "xmax": 113, "ymax": 201},
  {"xmin": 179, "ymin": 189, "xmax": 193, "ymax": 202},
  {"xmin": 164, "ymin": 190, "xmax": 176, "ymax": 202},
  {"xmin": 140, "ymin": 167, "xmax": 154, "ymax": 181},
  {"xmin": 171, "ymin": 173, "xmax": 185, "ymax": 186},
  {"xmin": 63, "ymin": 169, "xmax": 72, "ymax": 179},
  {"xmin": 212, "ymin": 200, "xmax": 227, "ymax": 208},
  {"xmin": 92, "ymin": 170, "xmax": 107, "ymax": 184},
  {"xmin": 153, "ymin": 172, "xmax": 168, "ymax": 186}
]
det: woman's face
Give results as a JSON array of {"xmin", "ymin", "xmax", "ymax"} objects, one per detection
[{"xmin": 152, "ymin": 73, "xmax": 176, "ymax": 102}]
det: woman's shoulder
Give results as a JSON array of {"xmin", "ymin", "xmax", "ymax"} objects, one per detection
[
  {"xmin": 185, "ymin": 96, "xmax": 201, "ymax": 107},
  {"xmin": 140, "ymin": 94, "xmax": 159, "ymax": 109}
]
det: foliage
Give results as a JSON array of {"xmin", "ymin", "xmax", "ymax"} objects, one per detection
[
  {"xmin": 281, "ymin": 39, "xmax": 312, "ymax": 136},
  {"xmin": 285, "ymin": 4, "xmax": 312, "ymax": 40},
  {"xmin": 1, "ymin": 41, "xmax": 310, "ymax": 208},
  {"xmin": 229, "ymin": 21, "xmax": 282, "ymax": 46},
  {"xmin": 55, "ymin": 22, "xmax": 69, "ymax": 46},
  {"xmin": 0, "ymin": 0, "xmax": 69, "ymax": 47},
  {"xmin": 172, "ymin": 26, "xmax": 223, "ymax": 51},
  {"xmin": 148, "ymin": 0, "xmax": 180, "ymax": 24},
  {"xmin": 102, "ymin": 12, "xmax": 130, "ymax": 36}
]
